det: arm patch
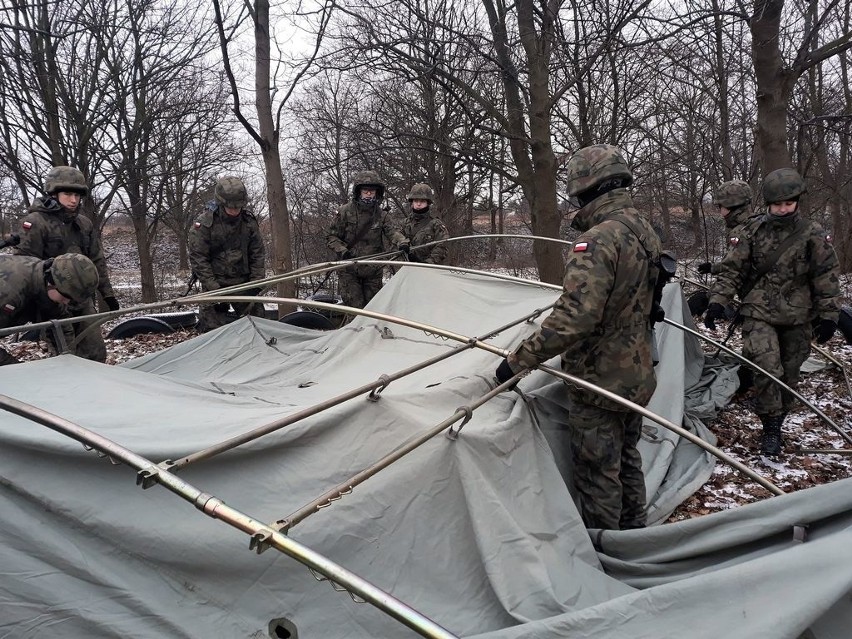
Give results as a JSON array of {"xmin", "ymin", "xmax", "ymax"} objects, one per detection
[{"xmin": 573, "ymin": 240, "xmax": 594, "ymax": 253}]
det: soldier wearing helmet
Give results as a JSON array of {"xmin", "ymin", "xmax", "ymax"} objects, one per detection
[
  {"xmin": 706, "ymin": 168, "xmax": 840, "ymax": 456},
  {"xmin": 400, "ymin": 183, "xmax": 449, "ymax": 264},
  {"xmin": 188, "ymin": 176, "xmax": 266, "ymax": 332},
  {"xmin": 13, "ymin": 165, "xmax": 117, "ymax": 362},
  {"xmin": 696, "ymin": 180, "xmax": 756, "ymax": 276},
  {"xmin": 495, "ymin": 144, "xmax": 663, "ymax": 531},
  {"xmin": 326, "ymin": 170, "xmax": 410, "ymax": 309},
  {"xmin": 1, "ymin": 254, "xmax": 99, "ymax": 365}
]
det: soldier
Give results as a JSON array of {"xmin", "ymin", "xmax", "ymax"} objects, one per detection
[
  {"xmin": 326, "ymin": 170, "xmax": 410, "ymax": 308},
  {"xmin": 697, "ymin": 180, "xmax": 755, "ymax": 275},
  {"xmin": 495, "ymin": 144, "xmax": 662, "ymax": 531},
  {"xmin": 14, "ymin": 166, "xmax": 117, "ymax": 362},
  {"xmin": 188, "ymin": 176, "xmax": 266, "ymax": 333},
  {"xmin": 401, "ymin": 183, "xmax": 449, "ymax": 264},
  {"xmin": 705, "ymin": 168, "xmax": 840, "ymax": 456},
  {"xmin": 1, "ymin": 253, "xmax": 100, "ymax": 365}
]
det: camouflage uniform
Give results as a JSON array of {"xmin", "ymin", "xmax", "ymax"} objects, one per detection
[
  {"xmin": 326, "ymin": 171, "xmax": 408, "ymax": 308},
  {"xmin": 14, "ymin": 169, "xmax": 115, "ymax": 362},
  {"xmin": 709, "ymin": 215, "xmax": 840, "ymax": 416},
  {"xmin": 188, "ymin": 178, "xmax": 266, "ymax": 333},
  {"xmin": 1, "ymin": 254, "xmax": 99, "ymax": 364},
  {"xmin": 401, "ymin": 184, "xmax": 449, "ymax": 264},
  {"xmin": 503, "ymin": 145, "xmax": 662, "ymax": 530}
]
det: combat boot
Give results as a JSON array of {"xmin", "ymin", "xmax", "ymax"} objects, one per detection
[{"xmin": 759, "ymin": 414, "xmax": 784, "ymax": 456}]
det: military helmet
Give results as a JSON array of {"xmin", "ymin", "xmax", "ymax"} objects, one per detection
[
  {"xmin": 214, "ymin": 176, "xmax": 248, "ymax": 209},
  {"xmin": 713, "ymin": 180, "xmax": 752, "ymax": 209},
  {"xmin": 565, "ymin": 144, "xmax": 633, "ymax": 196},
  {"xmin": 406, "ymin": 183, "xmax": 434, "ymax": 202},
  {"xmin": 762, "ymin": 168, "xmax": 807, "ymax": 204},
  {"xmin": 351, "ymin": 170, "xmax": 386, "ymax": 201},
  {"xmin": 44, "ymin": 166, "xmax": 89, "ymax": 197},
  {"xmin": 49, "ymin": 253, "xmax": 99, "ymax": 303}
]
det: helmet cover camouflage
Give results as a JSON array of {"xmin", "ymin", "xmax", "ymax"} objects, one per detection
[
  {"xmin": 214, "ymin": 176, "xmax": 248, "ymax": 209},
  {"xmin": 44, "ymin": 166, "xmax": 89, "ymax": 196},
  {"xmin": 713, "ymin": 180, "xmax": 752, "ymax": 208},
  {"xmin": 565, "ymin": 144, "xmax": 633, "ymax": 196},
  {"xmin": 351, "ymin": 170, "xmax": 386, "ymax": 202},
  {"xmin": 406, "ymin": 183, "xmax": 434, "ymax": 202},
  {"xmin": 50, "ymin": 253, "xmax": 99, "ymax": 303},
  {"xmin": 762, "ymin": 168, "xmax": 806, "ymax": 204}
]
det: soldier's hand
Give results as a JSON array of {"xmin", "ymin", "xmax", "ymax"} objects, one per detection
[
  {"xmin": 814, "ymin": 319, "xmax": 837, "ymax": 344},
  {"xmin": 696, "ymin": 261, "xmax": 713, "ymax": 275},
  {"xmin": 214, "ymin": 302, "xmax": 231, "ymax": 313},
  {"xmin": 338, "ymin": 248, "xmax": 353, "ymax": 260},
  {"xmin": 495, "ymin": 358, "xmax": 518, "ymax": 390},
  {"xmin": 398, "ymin": 242, "xmax": 411, "ymax": 255},
  {"xmin": 104, "ymin": 296, "xmax": 120, "ymax": 311},
  {"xmin": 704, "ymin": 302, "xmax": 725, "ymax": 331}
]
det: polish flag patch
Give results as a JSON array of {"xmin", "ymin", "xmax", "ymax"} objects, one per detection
[
  {"xmin": 22, "ymin": 221, "xmax": 32, "ymax": 230},
  {"xmin": 2, "ymin": 303, "xmax": 15, "ymax": 315},
  {"xmin": 573, "ymin": 242, "xmax": 590, "ymax": 252},
  {"xmin": 825, "ymin": 234, "xmax": 833, "ymax": 244},
  {"xmin": 194, "ymin": 221, "xmax": 201, "ymax": 229},
  {"xmin": 729, "ymin": 237, "xmax": 740, "ymax": 246}
]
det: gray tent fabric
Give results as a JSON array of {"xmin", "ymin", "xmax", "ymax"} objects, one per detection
[{"xmin": 1, "ymin": 266, "xmax": 850, "ymax": 638}]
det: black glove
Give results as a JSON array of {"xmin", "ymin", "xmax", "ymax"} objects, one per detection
[
  {"xmin": 104, "ymin": 296, "xmax": 120, "ymax": 311},
  {"xmin": 696, "ymin": 261, "xmax": 713, "ymax": 275},
  {"xmin": 214, "ymin": 302, "xmax": 231, "ymax": 313},
  {"xmin": 495, "ymin": 358, "xmax": 517, "ymax": 388},
  {"xmin": 704, "ymin": 302, "xmax": 725, "ymax": 331},
  {"xmin": 338, "ymin": 248, "xmax": 353, "ymax": 260},
  {"xmin": 814, "ymin": 319, "xmax": 837, "ymax": 345},
  {"xmin": 399, "ymin": 242, "xmax": 411, "ymax": 255}
]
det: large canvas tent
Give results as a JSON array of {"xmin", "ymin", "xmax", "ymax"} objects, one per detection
[{"xmin": 1, "ymin": 266, "xmax": 851, "ymax": 638}]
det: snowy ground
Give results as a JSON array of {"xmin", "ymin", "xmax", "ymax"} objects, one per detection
[{"xmin": 4, "ymin": 227, "xmax": 852, "ymax": 521}]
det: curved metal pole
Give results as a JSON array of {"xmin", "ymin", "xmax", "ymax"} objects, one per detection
[
  {"xmin": 166, "ymin": 305, "xmax": 553, "ymax": 471},
  {"xmin": 0, "ymin": 395, "xmax": 458, "ymax": 639},
  {"xmin": 812, "ymin": 344, "xmax": 852, "ymax": 403},
  {"xmin": 195, "ymin": 295, "xmax": 783, "ymax": 499},
  {"xmin": 275, "ymin": 375, "xmax": 523, "ymax": 535},
  {"xmin": 665, "ymin": 317, "xmax": 852, "ymax": 445}
]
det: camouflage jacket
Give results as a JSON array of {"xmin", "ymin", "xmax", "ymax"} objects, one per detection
[
  {"xmin": 509, "ymin": 189, "xmax": 661, "ymax": 410},
  {"xmin": 709, "ymin": 212, "xmax": 840, "ymax": 325},
  {"xmin": 13, "ymin": 197, "xmax": 115, "ymax": 298},
  {"xmin": 188, "ymin": 205, "xmax": 266, "ymax": 290},
  {"xmin": 326, "ymin": 200, "xmax": 407, "ymax": 276},
  {"xmin": 402, "ymin": 209, "xmax": 449, "ymax": 264},
  {"xmin": 0, "ymin": 255, "xmax": 69, "ymax": 330}
]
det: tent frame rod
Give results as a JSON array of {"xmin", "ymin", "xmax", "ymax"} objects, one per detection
[
  {"xmin": 0, "ymin": 394, "xmax": 459, "ymax": 639},
  {"xmin": 166, "ymin": 305, "xmax": 553, "ymax": 471}
]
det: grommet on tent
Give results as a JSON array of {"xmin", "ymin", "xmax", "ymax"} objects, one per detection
[
  {"xmin": 367, "ymin": 374, "xmax": 391, "ymax": 402},
  {"xmin": 446, "ymin": 405, "xmax": 473, "ymax": 440}
]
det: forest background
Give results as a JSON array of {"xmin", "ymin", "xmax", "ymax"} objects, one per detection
[{"xmin": 1, "ymin": 0, "xmax": 851, "ymax": 304}]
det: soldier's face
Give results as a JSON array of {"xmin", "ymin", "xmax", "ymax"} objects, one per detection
[
  {"xmin": 768, "ymin": 201, "xmax": 797, "ymax": 216},
  {"xmin": 57, "ymin": 191, "xmax": 81, "ymax": 211},
  {"xmin": 359, "ymin": 187, "xmax": 377, "ymax": 201},
  {"xmin": 224, "ymin": 206, "xmax": 241, "ymax": 217},
  {"xmin": 410, "ymin": 198, "xmax": 429, "ymax": 210},
  {"xmin": 717, "ymin": 206, "xmax": 731, "ymax": 218},
  {"xmin": 46, "ymin": 287, "xmax": 71, "ymax": 306}
]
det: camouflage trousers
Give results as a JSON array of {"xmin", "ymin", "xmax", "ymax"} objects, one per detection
[
  {"xmin": 197, "ymin": 280, "xmax": 265, "ymax": 333},
  {"xmin": 741, "ymin": 318, "xmax": 811, "ymax": 416},
  {"xmin": 45, "ymin": 297, "xmax": 107, "ymax": 363},
  {"xmin": 337, "ymin": 268, "xmax": 383, "ymax": 309},
  {"xmin": 567, "ymin": 394, "xmax": 646, "ymax": 530}
]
